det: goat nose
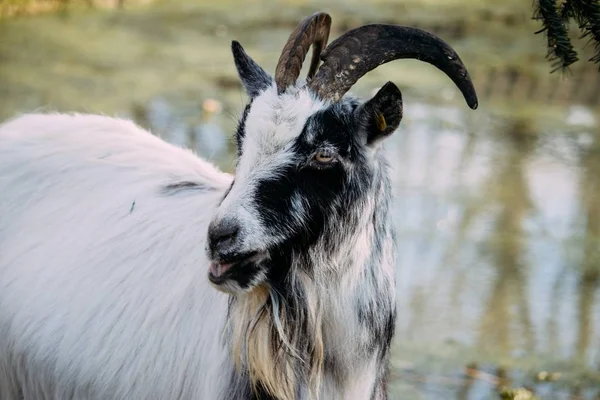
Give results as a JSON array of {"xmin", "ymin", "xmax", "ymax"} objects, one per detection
[{"xmin": 208, "ymin": 218, "xmax": 240, "ymax": 255}]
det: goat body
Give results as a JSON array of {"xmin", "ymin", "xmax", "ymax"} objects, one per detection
[{"xmin": 0, "ymin": 111, "xmax": 395, "ymax": 400}]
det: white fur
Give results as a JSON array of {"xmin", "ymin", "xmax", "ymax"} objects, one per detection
[{"xmin": 0, "ymin": 113, "xmax": 234, "ymax": 399}]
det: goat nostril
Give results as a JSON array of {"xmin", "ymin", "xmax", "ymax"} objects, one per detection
[{"xmin": 209, "ymin": 219, "xmax": 240, "ymax": 250}]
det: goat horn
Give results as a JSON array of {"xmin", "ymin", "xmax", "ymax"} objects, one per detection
[
  {"xmin": 274, "ymin": 12, "xmax": 332, "ymax": 95},
  {"xmin": 308, "ymin": 24, "xmax": 478, "ymax": 109}
]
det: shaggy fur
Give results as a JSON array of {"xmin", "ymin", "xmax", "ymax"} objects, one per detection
[
  {"xmin": 218, "ymin": 84, "xmax": 397, "ymax": 400},
  {"xmin": 0, "ymin": 45, "xmax": 398, "ymax": 400}
]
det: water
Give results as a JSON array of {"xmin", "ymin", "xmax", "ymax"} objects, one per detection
[
  {"xmin": 1, "ymin": 2, "xmax": 599, "ymax": 398},
  {"xmin": 386, "ymin": 105, "xmax": 599, "ymax": 399}
]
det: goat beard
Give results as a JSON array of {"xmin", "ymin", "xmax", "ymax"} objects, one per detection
[{"xmin": 228, "ymin": 273, "xmax": 324, "ymax": 400}]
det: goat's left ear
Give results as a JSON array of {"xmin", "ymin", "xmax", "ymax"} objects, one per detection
[
  {"xmin": 356, "ymin": 82, "xmax": 403, "ymax": 147},
  {"xmin": 231, "ymin": 41, "xmax": 273, "ymax": 98}
]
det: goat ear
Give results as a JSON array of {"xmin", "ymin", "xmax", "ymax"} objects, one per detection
[
  {"xmin": 357, "ymin": 82, "xmax": 403, "ymax": 147},
  {"xmin": 231, "ymin": 41, "xmax": 272, "ymax": 98}
]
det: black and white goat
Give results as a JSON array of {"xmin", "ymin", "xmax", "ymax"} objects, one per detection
[{"xmin": 0, "ymin": 12, "xmax": 477, "ymax": 400}]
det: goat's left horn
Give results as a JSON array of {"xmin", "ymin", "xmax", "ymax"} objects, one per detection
[
  {"xmin": 308, "ymin": 24, "xmax": 479, "ymax": 109},
  {"xmin": 274, "ymin": 12, "xmax": 332, "ymax": 95}
]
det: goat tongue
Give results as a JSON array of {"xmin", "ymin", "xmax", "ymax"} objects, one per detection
[{"xmin": 209, "ymin": 262, "xmax": 234, "ymax": 278}]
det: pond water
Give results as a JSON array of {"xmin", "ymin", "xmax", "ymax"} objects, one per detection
[{"xmin": 1, "ymin": 2, "xmax": 599, "ymax": 399}]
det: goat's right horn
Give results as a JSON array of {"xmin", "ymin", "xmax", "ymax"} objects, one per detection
[
  {"xmin": 274, "ymin": 12, "xmax": 332, "ymax": 95},
  {"xmin": 308, "ymin": 24, "xmax": 478, "ymax": 109}
]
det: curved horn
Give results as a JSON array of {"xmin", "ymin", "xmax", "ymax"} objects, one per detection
[
  {"xmin": 308, "ymin": 24, "xmax": 478, "ymax": 109},
  {"xmin": 274, "ymin": 12, "xmax": 332, "ymax": 95}
]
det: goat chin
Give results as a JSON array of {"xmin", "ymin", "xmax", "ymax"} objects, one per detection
[{"xmin": 0, "ymin": 112, "xmax": 395, "ymax": 400}]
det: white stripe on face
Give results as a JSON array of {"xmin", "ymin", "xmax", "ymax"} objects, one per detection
[{"xmin": 212, "ymin": 85, "xmax": 327, "ymax": 252}]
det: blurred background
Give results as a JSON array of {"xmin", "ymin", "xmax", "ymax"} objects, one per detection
[{"xmin": 1, "ymin": 0, "xmax": 599, "ymax": 398}]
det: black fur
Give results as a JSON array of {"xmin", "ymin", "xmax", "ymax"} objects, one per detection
[
  {"xmin": 161, "ymin": 181, "xmax": 214, "ymax": 195},
  {"xmin": 232, "ymin": 41, "xmax": 273, "ymax": 98},
  {"xmin": 236, "ymin": 102, "xmax": 252, "ymax": 157},
  {"xmin": 357, "ymin": 82, "xmax": 403, "ymax": 146},
  {"xmin": 250, "ymin": 100, "xmax": 376, "ymax": 271}
]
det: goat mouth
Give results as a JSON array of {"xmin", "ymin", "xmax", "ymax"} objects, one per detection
[{"xmin": 208, "ymin": 251, "xmax": 267, "ymax": 283}]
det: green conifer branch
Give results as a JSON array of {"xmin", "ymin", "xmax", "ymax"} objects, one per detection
[{"xmin": 533, "ymin": 0, "xmax": 580, "ymax": 72}]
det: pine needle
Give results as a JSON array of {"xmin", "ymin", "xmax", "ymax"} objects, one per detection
[{"xmin": 533, "ymin": 0, "xmax": 580, "ymax": 72}]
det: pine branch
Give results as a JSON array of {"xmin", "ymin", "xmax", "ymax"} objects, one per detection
[
  {"xmin": 570, "ymin": 0, "xmax": 600, "ymax": 67},
  {"xmin": 560, "ymin": 0, "xmax": 576, "ymax": 19},
  {"xmin": 533, "ymin": 0, "xmax": 580, "ymax": 72}
]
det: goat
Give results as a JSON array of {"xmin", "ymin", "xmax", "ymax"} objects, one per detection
[{"xmin": 0, "ymin": 12, "xmax": 478, "ymax": 400}]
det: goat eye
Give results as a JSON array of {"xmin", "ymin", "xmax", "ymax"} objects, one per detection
[{"xmin": 313, "ymin": 150, "xmax": 335, "ymax": 164}]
